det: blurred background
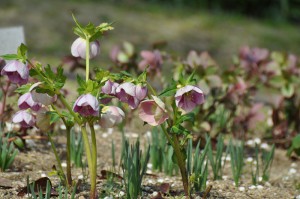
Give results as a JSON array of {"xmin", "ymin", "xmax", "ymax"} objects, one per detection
[{"xmin": 1, "ymin": 0, "xmax": 300, "ymax": 66}]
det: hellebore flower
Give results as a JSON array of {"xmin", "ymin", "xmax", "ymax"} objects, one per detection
[
  {"xmin": 12, "ymin": 110, "xmax": 35, "ymax": 128},
  {"xmin": 175, "ymin": 85, "xmax": 205, "ymax": 113},
  {"xmin": 135, "ymin": 84, "xmax": 148, "ymax": 101},
  {"xmin": 138, "ymin": 96, "xmax": 168, "ymax": 126},
  {"xmin": 71, "ymin": 37, "xmax": 100, "ymax": 59},
  {"xmin": 1, "ymin": 60, "xmax": 29, "ymax": 85},
  {"xmin": 138, "ymin": 50, "xmax": 162, "ymax": 71},
  {"xmin": 102, "ymin": 80, "xmax": 119, "ymax": 96},
  {"xmin": 116, "ymin": 82, "xmax": 140, "ymax": 109},
  {"xmin": 18, "ymin": 92, "xmax": 42, "ymax": 112},
  {"xmin": 99, "ymin": 106, "xmax": 125, "ymax": 128},
  {"xmin": 73, "ymin": 94, "xmax": 99, "ymax": 117}
]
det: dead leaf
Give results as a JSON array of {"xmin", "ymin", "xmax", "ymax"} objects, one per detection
[
  {"xmin": 17, "ymin": 177, "xmax": 58, "ymax": 197},
  {"xmin": 98, "ymin": 170, "xmax": 123, "ymax": 180},
  {"xmin": 159, "ymin": 183, "xmax": 170, "ymax": 194}
]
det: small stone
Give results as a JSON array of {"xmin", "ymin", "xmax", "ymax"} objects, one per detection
[
  {"xmin": 289, "ymin": 168, "xmax": 297, "ymax": 174},
  {"xmin": 291, "ymin": 163, "xmax": 297, "ymax": 168},
  {"xmin": 144, "ymin": 186, "xmax": 151, "ymax": 191},
  {"xmin": 246, "ymin": 139, "xmax": 254, "ymax": 146},
  {"xmin": 78, "ymin": 196, "xmax": 85, "ymax": 199},
  {"xmin": 117, "ymin": 191, "xmax": 125, "ymax": 197},
  {"xmin": 41, "ymin": 173, "xmax": 46, "ymax": 177},
  {"xmin": 238, "ymin": 187, "xmax": 245, "ymax": 192},
  {"xmin": 260, "ymin": 143, "xmax": 269, "ymax": 150},
  {"xmin": 265, "ymin": 182, "xmax": 271, "ymax": 187},
  {"xmin": 78, "ymin": 175, "xmax": 84, "ymax": 180},
  {"xmin": 258, "ymin": 177, "xmax": 263, "ymax": 182},
  {"xmin": 157, "ymin": 178, "xmax": 164, "ymax": 183},
  {"xmin": 254, "ymin": 138, "xmax": 261, "ymax": 145},
  {"xmin": 102, "ymin": 133, "xmax": 108, "ymax": 138},
  {"xmin": 47, "ymin": 142, "xmax": 51, "ymax": 146},
  {"xmin": 246, "ymin": 157, "xmax": 253, "ymax": 163},
  {"xmin": 225, "ymin": 156, "xmax": 231, "ymax": 161},
  {"xmin": 257, "ymin": 185, "xmax": 263, "ymax": 190},
  {"xmin": 222, "ymin": 175, "xmax": 228, "ymax": 180},
  {"xmin": 107, "ymin": 128, "xmax": 113, "ymax": 134},
  {"xmin": 195, "ymin": 196, "xmax": 201, "ymax": 199},
  {"xmin": 152, "ymin": 191, "xmax": 158, "ymax": 197},
  {"xmin": 61, "ymin": 162, "xmax": 67, "ymax": 168},
  {"xmin": 147, "ymin": 163, "xmax": 153, "ymax": 169},
  {"xmin": 249, "ymin": 185, "xmax": 256, "ymax": 190},
  {"xmin": 103, "ymin": 196, "xmax": 113, "ymax": 199},
  {"xmin": 147, "ymin": 179, "xmax": 153, "ymax": 184}
]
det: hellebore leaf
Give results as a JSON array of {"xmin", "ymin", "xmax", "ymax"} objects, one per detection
[
  {"xmin": 281, "ymin": 84, "xmax": 294, "ymax": 98},
  {"xmin": 176, "ymin": 112, "xmax": 195, "ymax": 124},
  {"xmin": 15, "ymin": 84, "xmax": 32, "ymax": 94}
]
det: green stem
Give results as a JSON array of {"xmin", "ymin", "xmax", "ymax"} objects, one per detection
[
  {"xmin": 51, "ymin": 105, "xmax": 72, "ymax": 187},
  {"xmin": 160, "ymin": 125, "xmax": 190, "ymax": 198},
  {"xmin": 48, "ymin": 132, "xmax": 67, "ymax": 185},
  {"xmin": 80, "ymin": 124, "xmax": 95, "ymax": 199},
  {"xmin": 172, "ymin": 134, "xmax": 190, "ymax": 198},
  {"xmin": 88, "ymin": 121, "xmax": 97, "ymax": 198},
  {"xmin": 66, "ymin": 126, "xmax": 73, "ymax": 186},
  {"xmin": 85, "ymin": 38, "xmax": 90, "ymax": 82}
]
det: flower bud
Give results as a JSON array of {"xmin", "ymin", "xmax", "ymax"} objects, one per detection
[
  {"xmin": 99, "ymin": 106, "xmax": 125, "ymax": 128},
  {"xmin": 135, "ymin": 84, "xmax": 148, "ymax": 100},
  {"xmin": 71, "ymin": 37, "xmax": 100, "ymax": 59}
]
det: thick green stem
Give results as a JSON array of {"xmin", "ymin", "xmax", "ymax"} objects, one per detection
[
  {"xmin": 80, "ymin": 124, "xmax": 95, "ymax": 199},
  {"xmin": 88, "ymin": 121, "xmax": 97, "ymax": 198},
  {"xmin": 85, "ymin": 38, "xmax": 90, "ymax": 82},
  {"xmin": 161, "ymin": 126, "xmax": 190, "ymax": 198},
  {"xmin": 172, "ymin": 135, "xmax": 190, "ymax": 198},
  {"xmin": 66, "ymin": 127, "xmax": 73, "ymax": 186},
  {"xmin": 48, "ymin": 133, "xmax": 67, "ymax": 185}
]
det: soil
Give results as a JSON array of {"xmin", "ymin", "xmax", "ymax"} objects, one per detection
[{"xmin": 0, "ymin": 125, "xmax": 299, "ymax": 199}]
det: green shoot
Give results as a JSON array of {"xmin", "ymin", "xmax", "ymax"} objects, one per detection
[{"xmin": 228, "ymin": 140, "xmax": 244, "ymax": 187}]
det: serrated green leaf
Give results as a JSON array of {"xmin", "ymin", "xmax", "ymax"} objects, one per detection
[
  {"xmin": 17, "ymin": 43, "xmax": 27, "ymax": 59},
  {"xmin": 15, "ymin": 84, "xmax": 32, "ymax": 94}
]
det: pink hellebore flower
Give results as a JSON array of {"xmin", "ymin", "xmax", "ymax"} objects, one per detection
[
  {"xmin": 1, "ymin": 60, "xmax": 29, "ymax": 85},
  {"xmin": 12, "ymin": 110, "xmax": 35, "ymax": 128},
  {"xmin": 73, "ymin": 94, "xmax": 99, "ymax": 117},
  {"xmin": 102, "ymin": 80, "xmax": 119, "ymax": 96},
  {"xmin": 116, "ymin": 82, "xmax": 139, "ymax": 109},
  {"xmin": 138, "ymin": 96, "xmax": 168, "ymax": 126},
  {"xmin": 135, "ymin": 84, "xmax": 148, "ymax": 101},
  {"xmin": 71, "ymin": 37, "xmax": 100, "ymax": 59},
  {"xmin": 138, "ymin": 50, "xmax": 162, "ymax": 71},
  {"xmin": 175, "ymin": 85, "xmax": 205, "ymax": 113},
  {"xmin": 18, "ymin": 92, "xmax": 41, "ymax": 112},
  {"xmin": 99, "ymin": 106, "xmax": 125, "ymax": 128}
]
